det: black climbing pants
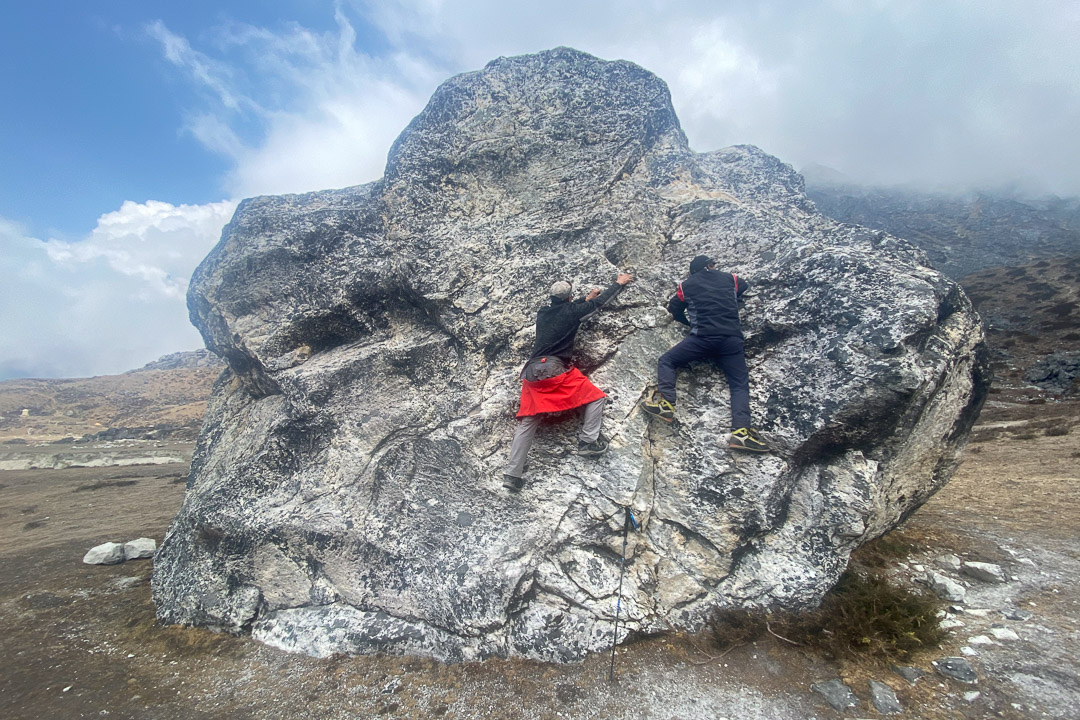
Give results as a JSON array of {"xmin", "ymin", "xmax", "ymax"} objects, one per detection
[{"xmin": 657, "ymin": 334, "xmax": 751, "ymax": 430}]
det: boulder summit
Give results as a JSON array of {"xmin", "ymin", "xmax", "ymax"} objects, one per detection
[{"xmin": 152, "ymin": 48, "xmax": 990, "ymax": 662}]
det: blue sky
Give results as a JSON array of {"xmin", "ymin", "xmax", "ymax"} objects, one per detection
[
  {"xmin": 0, "ymin": 1, "xmax": 354, "ymax": 237},
  {"xmin": 2, "ymin": 1, "xmax": 1079, "ymax": 379}
]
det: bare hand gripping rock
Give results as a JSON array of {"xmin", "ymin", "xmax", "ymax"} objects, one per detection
[{"xmin": 152, "ymin": 47, "xmax": 990, "ymax": 663}]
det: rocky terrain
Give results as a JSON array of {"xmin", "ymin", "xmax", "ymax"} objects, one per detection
[
  {"xmin": 0, "ymin": 243, "xmax": 1074, "ymax": 720},
  {"xmin": 803, "ymin": 167, "xmax": 1080, "ymax": 279},
  {"xmin": 962, "ymin": 256, "xmax": 1080, "ymax": 402}
]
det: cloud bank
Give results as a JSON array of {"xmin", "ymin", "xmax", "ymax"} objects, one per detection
[
  {"xmin": 152, "ymin": 0, "xmax": 1080, "ymax": 196},
  {"xmin": 0, "ymin": 201, "xmax": 235, "ymax": 380}
]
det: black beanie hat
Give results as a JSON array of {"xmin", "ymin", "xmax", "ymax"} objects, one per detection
[{"xmin": 689, "ymin": 255, "xmax": 713, "ymax": 274}]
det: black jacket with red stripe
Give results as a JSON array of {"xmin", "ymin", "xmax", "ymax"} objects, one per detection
[{"xmin": 667, "ymin": 269, "xmax": 747, "ymax": 338}]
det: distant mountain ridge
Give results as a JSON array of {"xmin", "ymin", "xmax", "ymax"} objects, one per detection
[
  {"xmin": 0, "ymin": 349, "xmax": 221, "ymax": 442},
  {"xmin": 803, "ymin": 167, "xmax": 1080, "ymax": 279}
]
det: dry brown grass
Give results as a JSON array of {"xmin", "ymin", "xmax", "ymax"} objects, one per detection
[{"xmin": 710, "ymin": 568, "xmax": 944, "ymax": 663}]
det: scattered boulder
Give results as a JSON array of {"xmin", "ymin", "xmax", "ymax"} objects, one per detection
[
  {"xmin": 989, "ymin": 626, "xmax": 1020, "ymax": 641},
  {"xmin": 83, "ymin": 539, "xmax": 157, "ymax": 565},
  {"xmin": 939, "ymin": 616, "xmax": 965, "ymax": 630},
  {"xmin": 83, "ymin": 542, "xmax": 125, "ymax": 565},
  {"xmin": 811, "ymin": 679, "xmax": 859, "ymax": 711},
  {"xmin": 124, "ymin": 538, "xmax": 157, "ymax": 560},
  {"xmin": 1002, "ymin": 607, "xmax": 1033, "ymax": 621},
  {"xmin": 935, "ymin": 553, "xmax": 962, "ymax": 572},
  {"xmin": 1023, "ymin": 351, "xmax": 1080, "ymax": 395},
  {"xmin": 869, "ymin": 679, "xmax": 903, "ymax": 714},
  {"xmin": 927, "ymin": 571, "xmax": 967, "ymax": 602},
  {"xmin": 933, "ymin": 657, "xmax": 978, "ymax": 684},
  {"xmin": 962, "ymin": 561, "xmax": 1007, "ymax": 583}
]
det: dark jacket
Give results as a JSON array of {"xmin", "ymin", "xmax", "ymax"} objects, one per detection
[
  {"xmin": 529, "ymin": 282, "xmax": 624, "ymax": 364},
  {"xmin": 667, "ymin": 270, "xmax": 747, "ymax": 338}
]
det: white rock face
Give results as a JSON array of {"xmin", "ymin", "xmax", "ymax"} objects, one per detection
[
  {"xmin": 84, "ymin": 542, "xmax": 125, "ymax": 565},
  {"xmin": 152, "ymin": 48, "xmax": 990, "ymax": 662}
]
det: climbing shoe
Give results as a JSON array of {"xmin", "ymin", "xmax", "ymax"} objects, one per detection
[
  {"xmin": 503, "ymin": 474, "xmax": 525, "ymax": 491},
  {"xmin": 641, "ymin": 396, "xmax": 675, "ymax": 422},
  {"xmin": 577, "ymin": 433, "xmax": 609, "ymax": 456},
  {"xmin": 729, "ymin": 427, "xmax": 770, "ymax": 453}
]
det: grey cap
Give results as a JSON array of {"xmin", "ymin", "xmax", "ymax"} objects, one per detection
[{"xmin": 550, "ymin": 280, "xmax": 572, "ymax": 299}]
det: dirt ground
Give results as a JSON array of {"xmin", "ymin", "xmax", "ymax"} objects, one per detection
[{"xmin": 1, "ymin": 403, "xmax": 1078, "ymax": 720}]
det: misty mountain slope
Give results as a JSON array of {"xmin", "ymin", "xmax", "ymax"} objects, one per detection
[
  {"xmin": 959, "ymin": 254, "xmax": 1080, "ymax": 412},
  {"xmin": 803, "ymin": 170, "xmax": 1080, "ymax": 279}
]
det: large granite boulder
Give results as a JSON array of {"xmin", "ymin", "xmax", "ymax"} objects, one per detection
[{"xmin": 152, "ymin": 47, "xmax": 990, "ymax": 663}]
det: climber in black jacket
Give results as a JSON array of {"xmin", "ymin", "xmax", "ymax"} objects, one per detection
[
  {"xmin": 641, "ymin": 255, "xmax": 769, "ymax": 452},
  {"xmin": 503, "ymin": 271, "xmax": 634, "ymax": 491}
]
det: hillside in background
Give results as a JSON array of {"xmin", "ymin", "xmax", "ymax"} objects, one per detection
[
  {"xmin": 0, "ymin": 350, "xmax": 222, "ymax": 442},
  {"xmin": 960, "ymin": 255, "xmax": 1080, "ymax": 426},
  {"xmin": 803, "ymin": 168, "xmax": 1080, "ymax": 279}
]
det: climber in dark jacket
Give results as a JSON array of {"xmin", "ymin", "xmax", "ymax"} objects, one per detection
[
  {"xmin": 503, "ymin": 271, "xmax": 634, "ymax": 490},
  {"xmin": 641, "ymin": 255, "xmax": 769, "ymax": 452}
]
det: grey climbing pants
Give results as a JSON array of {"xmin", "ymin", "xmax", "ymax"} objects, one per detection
[{"xmin": 503, "ymin": 397, "xmax": 605, "ymax": 479}]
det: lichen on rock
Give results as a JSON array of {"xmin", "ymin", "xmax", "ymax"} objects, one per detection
[{"xmin": 151, "ymin": 47, "xmax": 990, "ymax": 663}]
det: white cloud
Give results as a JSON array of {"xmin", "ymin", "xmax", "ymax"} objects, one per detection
[
  {"xmin": 0, "ymin": 201, "xmax": 235, "ymax": 380},
  {"xmin": 147, "ymin": 12, "xmax": 444, "ymax": 199},
  {"xmin": 147, "ymin": 20, "xmax": 253, "ymax": 113},
  {"xmin": 147, "ymin": 2, "xmax": 1080, "ymax": 197}
]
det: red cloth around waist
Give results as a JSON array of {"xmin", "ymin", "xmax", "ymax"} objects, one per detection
[{"xmin": 516, "ymin": 367, "xmax": 606, "ymax": 418}]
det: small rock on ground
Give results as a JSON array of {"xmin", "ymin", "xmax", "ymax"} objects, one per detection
[
  {"xmin": 927, "ymin": 571, "xmax": 967, "ymax": 602},
  {"xmin": 933, "ymin": 657, "xmax": 979, "ymax": 684},
  {"xmin": 83, "ymin": 542, "xmax": 124, "ymax": 565},
  {"xmin": 1002, "ymin": 607, "xmax": 1033, "ymax": 621},
  {"xmin": 869, "ymin": 680, "xmax": 903, "ymax": 714},
  {"xmin": 989, "ymin": 627, "xmax": 1020, "ymax": 641},
  {"xmin": 124, "ymin": 537, "xmax": 156, "ymax": 560},
  {"xmin": 810, "ymin": 679, "xmax": 858, "ymax": 711},
  {"xmin": 962, "ymin": 561, "xmax": 1007, "ymax": 583}
]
